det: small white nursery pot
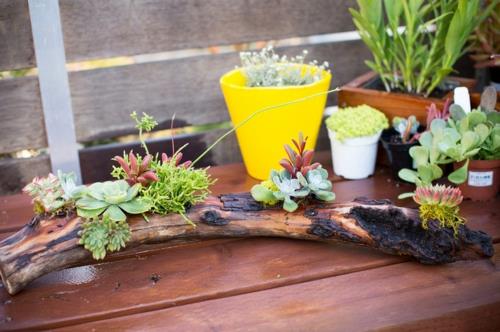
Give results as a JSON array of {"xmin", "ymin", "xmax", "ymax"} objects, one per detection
[{"xmin": 327, "ymin": 129, "xmax": 382, "ymax": 179}]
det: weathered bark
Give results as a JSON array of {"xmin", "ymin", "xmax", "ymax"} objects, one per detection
[{"xmin": 0, "ymin": 194, "xmax": 494, "ymax": 295}]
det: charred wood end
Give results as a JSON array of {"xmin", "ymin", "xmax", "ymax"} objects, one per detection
[
  {"xmin": 349, "ymin": 206, "xmax": 494, "ymax": 264},
  {"xmin": 200, "ymin": 210, "xmax": 229, "ymax": 226},
  {"xmin": 220, "ymin": 193, "xmax": 264, "ymax": 212}
]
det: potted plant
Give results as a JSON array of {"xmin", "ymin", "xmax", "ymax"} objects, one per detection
[
  {"xmin": 399, "ymin": 87, "xmax": 500, "ymax": 200},
  {"xmin": 325, "ymin": 105, "xmax": 388, "ymax": 179},
  {"xmin": 220, "ymin": 46, "xmax": 331, "ymax": 180},
  {"xmin": 447, "ymin": 89, "xmax": 500, "ymax": 200},
  {"xmin": 340, "ymin": 0, "xmax": 496, "ymax": 123},
  {"xmin": 381, "ymin": 115, "xmax": 421, "ymax": 180}
]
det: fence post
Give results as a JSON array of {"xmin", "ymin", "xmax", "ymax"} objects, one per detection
[{"xmin": 28, "ymin": 0, "xmax": 82, "ymax": 183}]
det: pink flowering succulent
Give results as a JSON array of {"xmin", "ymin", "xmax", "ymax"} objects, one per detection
[
  {"xmin": 413, "ymin": 184, "xmax": 465, "ymax": 236},
  {"xmin": 113, "ymin": 151, "xmax": 158, "ymax": 186},
  {"xmin": 279, "ymin": 132, "xmax": 320, "ymax": 178},
  {"xmin": 413, "ymin": 184, "xmax": 463, "ymax": 207},
  {"xmin": 23, "ymin": 173, "xmax": 66, "ymax": 214}
]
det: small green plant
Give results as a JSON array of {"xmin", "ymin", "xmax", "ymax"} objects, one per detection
[
  {"xmin": 240, "ymin": 46, "xmax": 329, "ymax": 87},
  {"xmin": 350, "ymin": 0, "xmax": 497, "ymax": 96},
  {"xmin": 76, "ymin": 180, "xmax": 152, "ymax": 222},
  {"xmin": 251, "ymin": 134, "xmax": 335, "ymax": 212},
  {"xmin": 325, "ymin": 105, "xmax": 389, "ymax": 141},
  {"xmin": 140, "ymin": 155, "xmax": 213, "ymax": 224},
  {"xmin": 130, "ymin": 111, "xmax": 158, "ymax": 154},
  {"xmin": 392, "ymin": 115, "xmax": 420, "ymax": 143},
  {"xmin": 79, "ymin": 215, "xmax": 131, "ymax": 260},
  {"xmin": 413, "ymin": 184, "xmax": 465, "ymax": 236}
]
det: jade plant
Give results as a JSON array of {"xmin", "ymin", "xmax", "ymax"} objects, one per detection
[
  {"xmin": 251, "ymin": 134, "xmax": 335, "ymax": 212},
  {"xmin": 413, "ymin": 184, "xmax": 465, "ymax": 236},
  {"xmin": 325, "ymin": 105, "xmax": 389, "ymax": 141},
  {"xmin": 240, "ymin": 46, "xmax": 329, "ymax": 87},
  {"xmin": 399, "ymin": 99, "xmax": 499, "ymax": 191}
]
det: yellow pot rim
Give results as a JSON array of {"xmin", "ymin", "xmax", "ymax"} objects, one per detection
[{"xmin": 220, "ymin": 65, "xmax": 332, "ymax": 91}]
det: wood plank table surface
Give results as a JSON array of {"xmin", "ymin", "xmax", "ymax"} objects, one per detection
[{"xmin": 0, "ymin": 152, "xmax": 499, "ymax": 331}]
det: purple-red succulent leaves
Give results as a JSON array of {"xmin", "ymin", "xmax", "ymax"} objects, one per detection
[
  {"xmin": 113, "ymin": 151, "xmax": 158, "ymax": 186},
  {"xmin": 279, "ymin": 133, "xmax": 320, "ymax": 178}
]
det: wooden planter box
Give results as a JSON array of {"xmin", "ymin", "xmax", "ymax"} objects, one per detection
[{"xmin": 338, "ymin": 71, "xmax": 476, "ymax": 123}]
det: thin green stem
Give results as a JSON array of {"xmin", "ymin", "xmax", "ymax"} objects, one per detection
[
  {"xmin": 139, "ymin": 128, "xmax": 150, "ymax": 155},
  {"xmin": 191, "ymin": 88, "xmax": 339, "ymax": 166}
]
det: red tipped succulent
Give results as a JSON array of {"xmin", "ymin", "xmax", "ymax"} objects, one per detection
[
  {"xmin": 161, "ymin": 152, "xmax": 192, "ymax": 169},
  {"xmin": 113, "ymin": 151, "xmax": 158, "ymax": 186},
  {"xmin": 279, "ymin": 133, "xmax": 320, "ymax": 178}
]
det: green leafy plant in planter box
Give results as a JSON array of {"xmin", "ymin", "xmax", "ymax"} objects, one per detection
[
  {"xmin": 251, "ymin": 133, "xmax": 335, "ymax": 212},
  {"xmin": 350, "ymin": 0, "xmax": 498, "ymax": 96}
]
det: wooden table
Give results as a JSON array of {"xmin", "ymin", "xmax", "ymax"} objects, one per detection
[{"xmin": 0, "ymin": 155, "xmax": 499, "ymax": 331}]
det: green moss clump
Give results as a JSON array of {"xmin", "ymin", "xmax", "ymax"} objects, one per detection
[
  {"xmin": 140, "ymin": 159, "xmax": 213, "ymax": 220},
  {"xmin": 419, "ymin": 204, "xmax": 465, "ymax": 237},
  {"xmin": 325, "ymin": 105, "xmax": 388, "ymax": 141}
]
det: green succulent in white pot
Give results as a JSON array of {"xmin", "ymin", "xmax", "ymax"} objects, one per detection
[{"xmin": 325, "ymin": 105, "xmax": 389, "ymax": 179}]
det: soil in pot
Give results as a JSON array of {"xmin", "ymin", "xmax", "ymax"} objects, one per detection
[
  {"xmin": 454, "ymin": 159, "xmax": 500, "ymax": 201},
  {"xmin": 381, "ymin": 128, "xmax": 418, "ymax": 181}
]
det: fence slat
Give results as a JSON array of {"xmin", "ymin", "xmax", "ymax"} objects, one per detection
[
  {"xmin": 0, "ymin": 0, "xmax": 35, "ymax": 71},
  {"xmin": 59, "ymin": 0, "xmax": 357, "ymax": 62},
  {"xmin": 70, "ymin": 41, "xmax": 371, "ymax": 142},
  {"xmin": 0, "ymin": 76, "xmax": 46, "ymax": 154},
  {"xmin": 29, "ymin": 0, "xmax": 82, "ymax": 182}
]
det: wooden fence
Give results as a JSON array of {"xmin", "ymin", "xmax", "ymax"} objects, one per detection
[{"xmin": 0, "ymin": 0, "xmax": 370, "ymax": 194}]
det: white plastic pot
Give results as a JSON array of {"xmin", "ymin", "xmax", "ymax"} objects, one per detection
[{"xmin": 327, "ymin": 129, "xmax": 382, "ymax": 179}]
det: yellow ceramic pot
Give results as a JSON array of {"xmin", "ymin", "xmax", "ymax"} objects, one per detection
[{"xmin": 220, "ymin": 65, "xmax": 331, "ymax": 180}]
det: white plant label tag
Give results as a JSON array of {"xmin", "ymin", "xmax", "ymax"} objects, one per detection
[{"xmin": 468, "ymin": 171, "xmax": 493, "ymax": 187}]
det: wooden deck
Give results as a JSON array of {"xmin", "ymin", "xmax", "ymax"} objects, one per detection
[{"xmin": 0, "ymin": 154, "xmax": 499, "ymax": 331}]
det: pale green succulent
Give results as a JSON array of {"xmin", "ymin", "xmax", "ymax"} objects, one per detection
[
  {"xmin": 76, "ymin": 180, "xmax": 152, "ymax": 222},
  {"xmin": 57, "ymin": 170, "xmax": 85, "ymax": 201},
  {"xmin": 252, "ymin": 168, "xmax": 334, "ymax": 212},
  {"xmin": 271, "ymin": 170, "xmax": 310, "ymax": 212},
  {"xmin": 297, "ymin": 168, "xmax": 335, "ymax": 202}
]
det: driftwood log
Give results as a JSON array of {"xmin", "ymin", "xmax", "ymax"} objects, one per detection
[{"xmin": 0, "ymin": 193, "xmax": 494, "ymax": 295}]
